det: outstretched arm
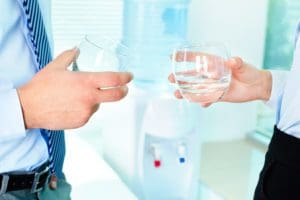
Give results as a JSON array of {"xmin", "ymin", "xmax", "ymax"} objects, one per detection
[{"xmin": 169, "ymin": 57, "xmax": 285, "ymax": 107}]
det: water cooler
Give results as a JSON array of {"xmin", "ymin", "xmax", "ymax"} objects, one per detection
[{"xmin": 100, "ymin": 0, "xmax": 202, "ymax": 199}]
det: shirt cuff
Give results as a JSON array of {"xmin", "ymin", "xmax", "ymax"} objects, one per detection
[
  {"xmin": 265, "ymin": 70, "xmax": 289, "ymax": 109},
  {"xmin": 0, "ymin": 89, "xmax": 26, "ymax": 141}
]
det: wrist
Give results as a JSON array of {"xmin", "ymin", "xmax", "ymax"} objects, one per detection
[{"xmin": 260, "ymin": 70, "xmax": 272, "ymax": 101}]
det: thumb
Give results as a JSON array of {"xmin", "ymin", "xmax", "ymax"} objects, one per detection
[
  {"xmin": 227, "ymin": 57, "xmax": 244, "ymax": 73},
  {"xmin": 51, "ymin": 47, "xmax": 79, "ymax": 70}
]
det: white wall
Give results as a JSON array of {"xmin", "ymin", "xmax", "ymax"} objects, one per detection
[
  {"xmin": 188, "ymin": 0, "xmax": 269, "ymax": 141},
  {"xmin": 188, "ymin": 0, "xmax": 268, "ymax": 66}
]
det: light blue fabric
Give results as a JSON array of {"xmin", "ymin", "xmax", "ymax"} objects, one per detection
[
  {"xmin": 277, "ymin": 35, "xmax": 300, "ymax": 137},
  {"xmin": 0, "ymin": 0, "xmax": 52, "ymax": 173},
  {"xmin": 268, "ymin": 24, "xmax": 300, "ymax": 138},
  {"xmin": 19, "ymin": 0, "xmax": 66, "ymax": 179}
]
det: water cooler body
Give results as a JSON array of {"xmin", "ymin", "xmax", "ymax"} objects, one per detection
[
  {"xmin": 101, "ymin": 88, "xmax": 201, "ymax": 200},
  {"xmin": 101, "ymin": 0, "xmax": 201, "ymax": 199},
  {"xmin": 122, "ymin": 0, "xmax": 190, "ymax": 84}
]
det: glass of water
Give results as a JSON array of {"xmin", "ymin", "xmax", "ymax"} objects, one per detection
[
  {"xmin": 172, "ymin": 43, "xmax": 231, "ymax": 103},
  {"xmin": 73, "ymin": 35, "xmax": 130, "ymax": 72}
]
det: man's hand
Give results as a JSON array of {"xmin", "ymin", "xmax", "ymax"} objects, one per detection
[
  {"xmin": 17, "ymin": 48, "xmax": 133, "ymax": 130},
  {"xmin": 169, "ymin": 57, "xmax": 272, "ymax": 107}
]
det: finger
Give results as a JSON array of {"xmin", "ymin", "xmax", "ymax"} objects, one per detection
[
  {"xmin": 97, "ymin": 86, "xmax": 129, "ymax": 103},
  {"xmin": 80, "ymin": 72, "xmax": 133, "ymax": 88},
  {"xmin": 52, "ymin": 47, "xmax": 80, "ymax": 69},
  {"xmin": 184, "ymin": 90, "xmax": 224, "ymax": 104},
  {"xmin": 200, "ymin": 102, "xmax": 212, "ymax": 108},
  {"xmin": 168, "ymin": 74, "xmax": 176, "ymax": 83},
  {"xmin": 173, "ymin": 51, "xmax": 199, "ymax": 62},
  {"xmin": 174, "ymin": 90, "xmax": 183, "ymax": 99},
  {"xmin": 226, "ymin": 57, "xmax": 243, "ymax": 72}
]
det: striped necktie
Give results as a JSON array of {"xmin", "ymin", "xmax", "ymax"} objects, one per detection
[{"xmin": 19, "ymin": 0, "xmax": 65, "ymax": 179}]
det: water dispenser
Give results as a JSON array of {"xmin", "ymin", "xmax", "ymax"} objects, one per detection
[
  {"xmin": 101, "ymin": 88, "xmax": 201, "ymax": 200},
  {"xmin": 140, "ymin": 97, "xmax": 200, "ymax": 200},
  {"xmin": 100, "ymin": 0, "xmax": 202, "ymax": 199}
]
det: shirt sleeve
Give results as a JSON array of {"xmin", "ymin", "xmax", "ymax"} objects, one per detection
[
  {"xmin": 265, "ymin": 70, "xmax": 289, "ymax": 109},
  {"xmin": 0, "ymin": 80, "xmax": 26, "ymax": 141}
]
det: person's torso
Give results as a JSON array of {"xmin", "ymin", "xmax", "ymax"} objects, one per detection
[
  {"xmin": 278, "ymin": 25, "xmax": 300, "ymax": 137},
  {"xmin": 0, "ymin": 0, "xmax": 52, "ymax": 173}
]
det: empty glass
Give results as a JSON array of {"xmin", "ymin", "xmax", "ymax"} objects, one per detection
[
  {"xmin": 172, "ymin": 43, "xmax": 231, "ymax": 103},
  {"xmin": 73, "ymin": 35, "xmax": 130, "ymax": 72}
]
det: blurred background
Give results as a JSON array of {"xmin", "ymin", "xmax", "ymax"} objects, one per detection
[{"xmin": 50, "ymin": 0, "xmax": 300, "ymax": 199}]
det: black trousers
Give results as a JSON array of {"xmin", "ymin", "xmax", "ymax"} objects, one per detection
[{"xmin": 254, "ymin": 126, "xmax": 300, "ymax": 200}]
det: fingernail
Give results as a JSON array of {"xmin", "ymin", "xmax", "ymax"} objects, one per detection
[
  {"xmin": 73, "ymin": 46, "xmax": 80, "ymax": 53},
  {"xmin": 73, "ymin": 47, "xmax": 80, "ymax": 58},
  {"xmin": 122, "ymin": 86, "xmax": 129, "ymax": 93},
  {"xmin": 229, "ymin": 58, "xmax": 237, "ymax": 65},
  {"xmin": 127, "ymin": 72, "xmax": 134, "ymax": 79}
]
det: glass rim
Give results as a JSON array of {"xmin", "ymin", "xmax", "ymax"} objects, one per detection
[
  {"xmin": 77, "ymin": 35, "xmax": 131, "ymax": 57},
  {"xmin": 173, "ymin": 42, "xmax": 230, "ymax": 58}
]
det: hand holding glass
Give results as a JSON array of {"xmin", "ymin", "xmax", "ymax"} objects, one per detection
[{"xmin": 172, "ymin": 44, "xmax": 231, "ymax": 103}]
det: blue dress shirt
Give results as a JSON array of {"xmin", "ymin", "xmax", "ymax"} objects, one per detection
[
  {"xmin": 268, "ymin": 26, "xmax": 300, "ymax": 138},
  {"xmin": 0, "ymin": 0, "xmax": 53, "ymax": 173}
]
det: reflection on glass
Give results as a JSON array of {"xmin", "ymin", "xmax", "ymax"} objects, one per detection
[
  {"xmin": 73, "ymin": 35, "xmax": 130, "ymax": 73},
  {"xmin": 172, "ymin": 44, "xmax": 231, "ymax": 103}
]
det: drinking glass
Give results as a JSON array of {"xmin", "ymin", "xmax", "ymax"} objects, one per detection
[
  {"xmin": 172, "ymin": 43, "xmax": 231, "ymax": 103},
  {"xmin": 72, "ymin": 35, "xmax": 130, "ymax": 72}
]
